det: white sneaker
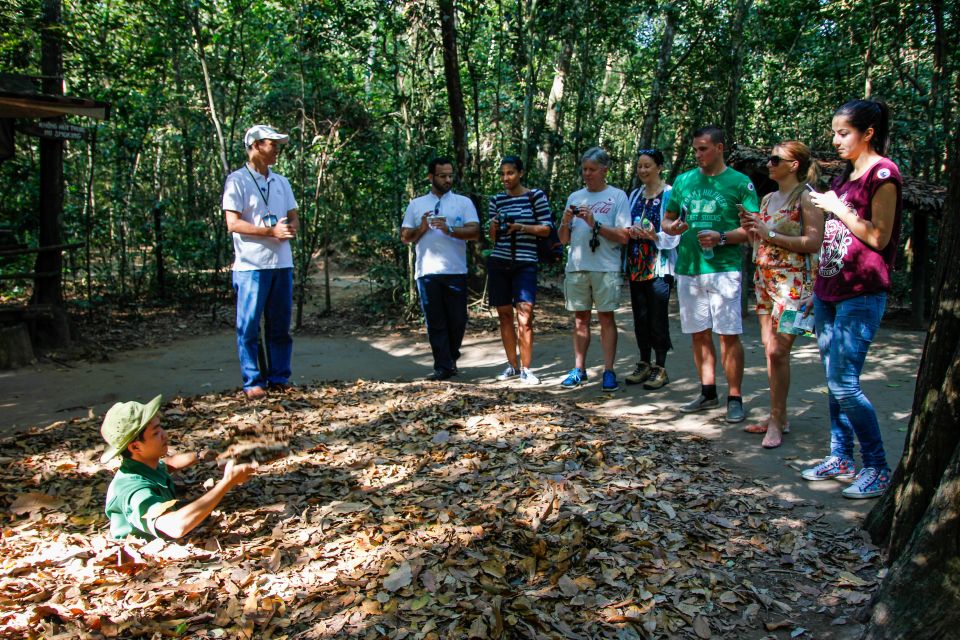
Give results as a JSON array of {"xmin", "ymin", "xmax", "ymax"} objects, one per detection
[
  {"xmin": 496, "ymin": 365, "xmax": 520, "ymax": 381},
  {"xmin": 520, "ymin": 368, "xmax": 540, "ymax": 385}
]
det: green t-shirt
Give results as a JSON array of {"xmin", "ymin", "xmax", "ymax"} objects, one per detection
[
  {"xmin": 104, "ymin": 458, "xmax": 178, "ymax": 539},
  {"xmin": 666, "ymin": 167, "xmax": 759, "ymax": 275}
]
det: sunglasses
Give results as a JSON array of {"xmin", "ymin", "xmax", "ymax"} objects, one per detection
[{"xmin": 768, "ymin": 155, "xmax": 795, "ymax": 166}]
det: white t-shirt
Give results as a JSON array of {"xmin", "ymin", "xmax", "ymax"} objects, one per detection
[
  {"xmin": 402, "ymin": 191, "xmax": 479, "ymax": 279},
  {"xmin": 222, "ymin": 166, "xmax": 298, "ymax": 271},
  {"xmin": 564, "ymin": 185, "xmax": 632, "ymax": 272}
]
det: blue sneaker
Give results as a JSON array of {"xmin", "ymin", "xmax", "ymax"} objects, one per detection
[
  {"xmin": 800, "ymin": 455, "xmax": 856, "ymax": 482},
  {"xmin": 601, "ymin": 370, "xmax": 619, "ymax": 392},
  {"xmin": 842, "ymin": 467, "xmax": 891, "ymax": 499},
  {"xmin": 560, "ymin": 368, "xmax": 587, "ymax": 388}
]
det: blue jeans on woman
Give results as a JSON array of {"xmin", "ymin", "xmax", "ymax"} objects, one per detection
[
  {"xmin": 233, "ymin": 268, "xmax": 294, "ymax": 390},
  {"xmin": 813, "ymin": 292, "xmax": 888, "ymax": 470}
]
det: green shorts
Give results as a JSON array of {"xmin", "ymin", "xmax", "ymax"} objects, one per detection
[{"xmin": 563, "ymin": 271, "xmax": 623, "ymax": 312}]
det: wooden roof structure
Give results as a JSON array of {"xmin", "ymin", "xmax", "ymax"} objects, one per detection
[
  {"xmin": 727, "ymin": 146, "xmax": 946, "ymax": 218},
  {"xmin": 0, "ymin": 74, "xmax": 109, "ymax": 120}
]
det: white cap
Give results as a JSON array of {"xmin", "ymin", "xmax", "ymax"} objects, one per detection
[{"xmin": 243, "ymin": 125, "xmax": 289, "ymax": 148}]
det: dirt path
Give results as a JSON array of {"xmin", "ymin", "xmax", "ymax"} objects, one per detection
[{"xmin": 1, "ymin": 305, "xmax": 922, "ymax": 532}]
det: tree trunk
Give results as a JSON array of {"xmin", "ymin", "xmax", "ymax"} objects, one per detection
[
  {"xmin": 862, "ymin": 127, "xmax": 960, "ymax": 640},
  {"xmin": 721, "ymin": 0, "xmax": 751, "ymax": 146},
  {"xmin": 439, "ymin": 0, "xmax": 468, "ymax": 184},
  {"xmin": 537, "ymin": 38, "xmax": 573, "ymax": 198},
  {"xmin": 519, "ymin": 0, "xmax": 539, "ymax": 173},
  {"xmin": 637, "ymin": 1, "xmax": 678, "ymax": 150},
  {"xmin": 863, "ymin": 7, "xmax": 878, "ymax": 99},
  {"xmin": 152, "ymin": 144, "xmax": 166, "ymax": 299},
  {"xmin": 32, "ymin": 0, "xmax": 70, "ymax": 348}
]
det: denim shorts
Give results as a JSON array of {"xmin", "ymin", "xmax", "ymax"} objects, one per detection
[{"xmin": 488, "ymin": 259, "xmax": 538, "ymax": 307}]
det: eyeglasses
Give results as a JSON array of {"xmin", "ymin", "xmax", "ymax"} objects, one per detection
[{"xmin": 768, "ymin": 155, "xmax": 795, "ymax": 166}]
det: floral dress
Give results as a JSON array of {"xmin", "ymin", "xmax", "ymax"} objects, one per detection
[{"xmin": 753, "ymin": 189, "xmax": 815, "ymax": 322}]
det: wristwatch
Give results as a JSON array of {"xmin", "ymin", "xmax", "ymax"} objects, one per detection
[
  {"xmin": 768, "ymin": 230, "xmax": 777, "ymax": 240},
  {"xmin": 718, "ymin": 231, "xmax": 727, "ymax": 246}
]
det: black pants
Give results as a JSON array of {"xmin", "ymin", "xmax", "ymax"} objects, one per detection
[
  {"xmin": 629, "ymin": 275, "xmax": 673, "ymax": 365},
  {"xmin": 417, "ymin": 274, "xmax": 468, "ymax": 374}
]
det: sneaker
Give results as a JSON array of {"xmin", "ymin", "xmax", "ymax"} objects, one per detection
[
  {"xmin": 496, "ymin": 365, "xmax": 520, "ymax": 381},
  {"xmin": 560, "ymin": 368, "xmax": 587, "ymax": 388},
  {"xmin": 642, "ymin": 366, "xmax": 669, "ymax": 390},
  {"xmin": 679, "ymin": 394, "xmax": 719, "ymax": 413},
  {"xmin": 842, "ymin": 467, "xmax": 891, "ymax": 499},
  {"xmin": 520, "ymin": 368, "xmax": 540, "ymax": 385},
  {"xmin": 625, "ymin": 362, "xmax": 652, "ymax": 385},
  {"xmin": 726, "ymin": 398, "xmax": 746, "ymax": 423},
  {"xmin": 800, "ymin": 455, "xmax": 856, "ymax": 482},
  {"xmin": 601, "ymin": 370, "xmax": 619, "ymax": 392},
  {"xmin": 426, "ymin": 369, "xmax": 455, "ymax": 381}
]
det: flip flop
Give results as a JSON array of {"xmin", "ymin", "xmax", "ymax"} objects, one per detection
[
  {"xmin": 762, "ymin": 430, "xmax": 786, "ymax": 449},
  {"xmin": 744, "ymin": 421, "xmax": 791, "ymax": 435}
]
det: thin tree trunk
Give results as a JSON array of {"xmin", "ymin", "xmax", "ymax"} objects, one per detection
[
  {"xmin": 152, "ymin": 143, "xmax": 166, "ymax": 299},
  {"xmin": 637, "ymin": 1, "xmax": 678, "ymax": 150},
  {"xmin": 519, "ymin": 0, "xmax": 539, "ymax": 172},
  {"xmin": 82, "ymin": 131, "xmax": 96, "ymax": 310},
  {"xmin": 538, "ymin": 39, "xmax": 573, "ymax": 197},
  {"xmin": 863, "ymin": 7, "xmax": 878, "ymax": 99},
  {"xmin": 721, "ymin": 0, "xmax": 752, "ymax": 146},
  {"xmin": 439, "ymin": 0, "xmax": 468, "ymax": 183},
  {"xmin": 189, "ymin": 7, "xmax": 229, "ymax": 178}
]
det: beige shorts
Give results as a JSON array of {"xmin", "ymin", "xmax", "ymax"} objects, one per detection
[{"xmin": 564, "ymin": 271, "xmax": 623, "ymax": 312}]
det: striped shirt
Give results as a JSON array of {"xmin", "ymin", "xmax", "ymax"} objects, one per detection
[{"xmin": 487, "ymin": 189, "xmax": 553, "ymax": 263}]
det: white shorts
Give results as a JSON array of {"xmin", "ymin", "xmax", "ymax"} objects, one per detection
[{"xmin": 677, "ymin": 272, "xmax": 743, "ymax": 335}]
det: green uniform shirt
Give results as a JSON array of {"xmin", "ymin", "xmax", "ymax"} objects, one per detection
[
  {"xmin": 666, "ymin": 167, "xmax": 759, "ymax": 275},
  {"xmin": 104, "ymin": 458, "xmax": 178, "ymax": 540}
]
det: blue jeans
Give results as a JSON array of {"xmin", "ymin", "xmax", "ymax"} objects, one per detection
[
  {"xmin": 417, "ymin": 273, "xmax": 468, "ymax": 374},
  {"xmin": 814, "ymin": 292, "xmax": 888, "ymax": 469},
  {"xmin": 233, "ymin": 268, "xmax": 293, "ymax": 390}
]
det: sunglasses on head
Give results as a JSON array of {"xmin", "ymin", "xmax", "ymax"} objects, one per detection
[{"xmin": 768, "ymin": 155, "xmax": 795, "ymax": 166}]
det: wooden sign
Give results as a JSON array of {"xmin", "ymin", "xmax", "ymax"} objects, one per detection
[{"xmin": 16, "ymin": 121, "xmax": 87, "ymax": 140}]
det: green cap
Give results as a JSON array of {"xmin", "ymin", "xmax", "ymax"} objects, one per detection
[{"xmin": 100, "ymin": 395, "xmax": 163, "ymax": 463}]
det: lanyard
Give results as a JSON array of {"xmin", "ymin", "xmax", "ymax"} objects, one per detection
[{"xmin": 245, "ymin": 166, "xmax": 272, "ymax": 210}]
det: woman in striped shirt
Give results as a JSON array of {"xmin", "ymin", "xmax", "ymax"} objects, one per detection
[{"xmin": 488, "ymin": 156, "xmax": 554, "ymax": 385}]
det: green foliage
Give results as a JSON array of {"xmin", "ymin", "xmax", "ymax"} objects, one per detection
[{"xmin": 0, "ymin": 0, "xmax": 955, "ymax": 311}]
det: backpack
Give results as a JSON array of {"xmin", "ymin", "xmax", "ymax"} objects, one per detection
[{"xmin": 528, "ymin": 191, "xmax": 564, "ymax": 265}]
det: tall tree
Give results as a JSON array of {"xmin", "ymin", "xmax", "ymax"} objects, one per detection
[
  {"xmin": 32, "ymin": 0, "xmax": 69, "ymax": 347},
  {"xmin": 439, "ymin": 0, "xmax": 468, "ymax": 183},
  {"xmin": 721, "ymin": 0, "xmax": 752, "ymax": 145},
  {"xmin": 637, "ymin": 1, "xmax": 679, "ymax": 150},
  {"xmin": 862, "ymin": 128, "xmax": 960, "ymax": 639}
]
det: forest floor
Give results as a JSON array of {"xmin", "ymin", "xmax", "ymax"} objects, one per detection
[{"xmin": 0, "ymin": 267, "xmax": 924, "ymax": 639}]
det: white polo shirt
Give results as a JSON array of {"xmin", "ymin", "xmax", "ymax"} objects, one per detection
[
  {"xmin": 222, "ymin": 166, "xmax": 298, "ymax": 271},
  {"xmin": 402, "ymin": 191, "xmax": 479, "ymax": 279}
]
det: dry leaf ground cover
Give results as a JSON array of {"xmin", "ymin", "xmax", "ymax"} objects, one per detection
[{"xmin": 1, "ymin": 383, "xmax": 881, "ymax": 639}]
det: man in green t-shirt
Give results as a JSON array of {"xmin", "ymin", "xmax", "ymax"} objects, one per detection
[
  {"xmin": 101, "ymin": 395, "xmax": 256, "ymax": 540},
  {"xmin": 662, "ymin": 125, "xmax": 759, "ymax": 423}
]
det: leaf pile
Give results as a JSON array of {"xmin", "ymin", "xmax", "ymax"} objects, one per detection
[{"xmin": 0, "ymin": 382, "xmax": 882, "ymax": 639}]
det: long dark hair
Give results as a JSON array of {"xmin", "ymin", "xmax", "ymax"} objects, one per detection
[{"xmin": 835, "ymin": 99, "xmax": 891, "ymax": 182}]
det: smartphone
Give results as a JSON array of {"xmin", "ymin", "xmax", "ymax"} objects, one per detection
[
  {"xmin": 804, "ymin": 184, "xmax": 816, "ymax": 193},
  {"xmin": 679, "ymin": 204, "xmax": 688, "ymax": 222}
]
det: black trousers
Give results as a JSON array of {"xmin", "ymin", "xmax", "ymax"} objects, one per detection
[{"xmin": 629, "ymin": 275, "xmax": 674, "ymax": 362}]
